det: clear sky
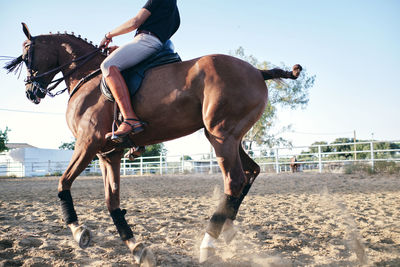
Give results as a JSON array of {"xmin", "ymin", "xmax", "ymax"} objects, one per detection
[{"xmin": 0, "ymin": 0, "xmax": 399, "ymax": 155}]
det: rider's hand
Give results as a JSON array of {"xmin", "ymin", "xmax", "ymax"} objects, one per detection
[
  {"xmin": 99, "ymin": 33, "xmax": 112, "ymax": 49},
  {"xmin": 108, "ymin": 46, "xmax": 119, "ymax": 54}
]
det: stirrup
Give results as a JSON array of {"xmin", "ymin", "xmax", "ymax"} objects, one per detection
[
  {"xmin": 124, "ymin": 118, "xmax": 146, "ymax": 134},
  {"xmin": 107, "ymin": 118, "xmax": 145, "ymax": 143}
]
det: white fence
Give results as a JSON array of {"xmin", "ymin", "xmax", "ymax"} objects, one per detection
[
  {"xmin": 1, "ymin": 140, "xmax": 399, "ymax": 177},
  {"xmin": 251, "ymin": 140, "xmax": 400, "ymax": 174}
]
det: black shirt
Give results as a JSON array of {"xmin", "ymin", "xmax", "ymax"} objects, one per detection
[{"xmin": 138, "ymin": 0, "xmax": 180, "ymax": 43}]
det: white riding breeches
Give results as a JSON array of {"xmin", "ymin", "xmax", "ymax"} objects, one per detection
[{"xmin": 100, "ymin": 33, "xmax": 163, "ymax": 77}]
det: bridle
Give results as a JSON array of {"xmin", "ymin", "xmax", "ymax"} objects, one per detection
[{"xmin": 24, "ymin": 36, "xmax": 102, "ymax": 100}]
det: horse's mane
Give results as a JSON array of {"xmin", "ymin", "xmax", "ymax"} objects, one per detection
[
  {"xmin": 3, "ymin": 32, "xmax": 98, "ymax": 74},
  {"xmin": 54, "ymin": 31, "xmax": 98, "ymax": 49}
]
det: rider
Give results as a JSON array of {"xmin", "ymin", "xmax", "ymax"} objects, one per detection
[{"xmin": 99, "ymin": 0, "xmax": 180, "ymax": 141}]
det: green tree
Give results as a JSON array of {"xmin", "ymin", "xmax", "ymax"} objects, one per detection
[
  {"xmin": 232, "ymin": 47, "xmax": 315, "ymax": 148},
  {"xmin": 182, "ymin": 155, "xmax": 193, "ymax": 161},
  {"xmin": 0, "ymin": 127, "xmax": 10, "ymax": 152},
  {"xmin": 330, "ymin": 138, "xmax": 354, "ymax": 159},
  {"xmin": 376, "ymin": 141, "xmax": 400, "ymax": 157},
  {"xmin": 141, "ymin": 143, "xmax": 166, "ymax": 157},
  {"xmin": 309, "ymin": 141, "xmax": 332, "ymax": 154},
  {"xmin": 140, "ymin": 143, "xmax": 167, "ymax": 162},
  {"xmin": 59, "ymin": 139, "xmax": 76, "ymax": 150}
]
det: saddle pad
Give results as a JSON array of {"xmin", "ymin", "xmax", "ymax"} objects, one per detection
[{"xmin": 100, "ymin": 40, "xmax": 182, "ymax": 102}]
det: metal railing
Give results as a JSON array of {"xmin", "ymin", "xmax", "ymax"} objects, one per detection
[{"xmin": 1, "ymin": 140, "xmax": 399, "ymax": 177}]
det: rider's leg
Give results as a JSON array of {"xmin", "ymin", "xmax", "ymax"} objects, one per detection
[
  {"xmin": 104, "ymin": 65, "xmax": 144, "ymax": 140},
  {"xmin": 100, "ymin": 33, "xmax": 163, "ymax": 141}
]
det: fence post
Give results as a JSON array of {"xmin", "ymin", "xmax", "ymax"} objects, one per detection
[
  {"xmin": 122, "ymin": 158, "xmax": 126, "ymax": 176},
  {"xmin": 275, "ymin": 148, "xmax": 279, "ymax": 174},
  {"xmin": 370, "ymin": 142, "xmax": 374, "ymax": 171},
  {"xmin": 318, "ymin": 145, "xmax": 322, "ymax": 173},
  {"xmin": 209, "ymin": 149, "xmax": 213, "ymax": 174},
  {"xmin": 181, "ymin": 155, "xmax": 184, "ymax": 173},
  {"xmin": 160, "ymin": 154, "xmax": 163, "ymax": 175},
  {"xmin": 140, "ymin": 157, "xmax": 143, "ymax": 176}
]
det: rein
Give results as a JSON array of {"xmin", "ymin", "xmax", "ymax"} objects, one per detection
[
  {"xmin": 25, "ymin": 37, "xmax": 103, "ymax": 98},
  {"xmin": 69, "ymin": 68, "xmax": 102, "ymax": 99}
]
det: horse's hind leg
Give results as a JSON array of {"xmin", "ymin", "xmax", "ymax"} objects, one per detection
[
  {"xmin": 200, "ymin": 133, "xmax": 262, "ymax": 260},
  {"xmin": 200, "ymin": 131, "xmax": 246, "ymax": 262},
  {"xmin": 220, "ymin": 144, "xmax": 261, "ymax": 243},
  {"xmin": 98, "ymin": 151, "xmax": 156, "ymax": 266},
  {"xmin": 237, "ymin": 143, "xmax": 260, "ymax": 206}
]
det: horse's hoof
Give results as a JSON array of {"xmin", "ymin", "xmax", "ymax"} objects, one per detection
[
  {"xmin": 131, "ymin": 242, "xmax": 156, "ymax": 267},
  {"xmin": 73, "ymin": 225, "xmax": 91, "ymax": 249},
  {"xmin": 199, "ymin": 247, "xmax": 216, "ymax": 263}
]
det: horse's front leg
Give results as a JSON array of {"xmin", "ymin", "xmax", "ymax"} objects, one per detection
[
  {"xmin": 98, "ymin": 152, "xmax": 156, "ymax": 266},
  {"xmin": 57, "ymin": 137, "xmax": 100, "ymax": 248}
]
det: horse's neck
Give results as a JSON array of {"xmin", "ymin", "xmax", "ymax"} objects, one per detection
[{"xmin": 54, "ymin": 35, "xmax": 103, "ymax": 89}]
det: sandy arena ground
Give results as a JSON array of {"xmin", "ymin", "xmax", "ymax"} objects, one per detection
[{"xmin": 0, "ymin": 173, "xmax": 399, "ymax": 266}]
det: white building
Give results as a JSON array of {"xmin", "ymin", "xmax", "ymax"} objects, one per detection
[{"xmin": 0, "ymin": 143, "xmax": 73, "ymax": 177}]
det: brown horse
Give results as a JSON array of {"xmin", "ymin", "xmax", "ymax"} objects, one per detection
[
  {"xmin": 6, "ymin": 23, "xmax": 301, "ymax": 265},
  {"xmin": 290, "ymin": 156, "xmax": 300, "ymax": 172}
]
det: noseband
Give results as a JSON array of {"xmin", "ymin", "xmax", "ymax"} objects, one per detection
[
  {"xmin": 24, "ymin": 37, "xmax": 101, "ymax": 99},
  {"xmin": 24, "ymin": 38, "xmax": 48, "ymax": 101}
]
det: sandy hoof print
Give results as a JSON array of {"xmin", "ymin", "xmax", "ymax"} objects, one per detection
[
  {"xmin": 72, "ymin": 225, "xmax": 91, "ymax": 249},
  {"xmin": 131, "ymin": 242, "xmax": 156, "ymax": 267}
]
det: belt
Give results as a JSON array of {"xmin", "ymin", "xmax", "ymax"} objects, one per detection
[{"xmin": 136, "ymin": 30, "xmax": 159, "ymax": 39}]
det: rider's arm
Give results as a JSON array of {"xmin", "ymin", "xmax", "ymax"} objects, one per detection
[
  {"xmin": 107, "ymin": 8, "xmax": 151, "ymax": 38},
  {"xmin": 100, "ymin": 8, "xmax": 151, "ymax": 47}
]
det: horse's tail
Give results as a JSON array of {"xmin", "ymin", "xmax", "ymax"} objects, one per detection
[{"xmin": 259, "ymin": 64, "xmax": 302, "ymax": 81}]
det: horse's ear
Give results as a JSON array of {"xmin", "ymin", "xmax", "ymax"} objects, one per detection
[{"xmin": 21, "ymin": 22, "xmax": 32, "ymax": 40}]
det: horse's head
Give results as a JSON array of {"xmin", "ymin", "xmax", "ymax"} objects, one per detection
[
  {"xmin": 20, "ymin": 23, "xmax": 59, "ymax": 104},
  {"xmin": 5, "ymin": 23, "xmax": 102, "ymax": 104}
]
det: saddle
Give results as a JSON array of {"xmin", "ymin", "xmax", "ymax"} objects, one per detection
[{"xmin": 100, "ymin": 40, "xmax": 181, "ymax": 101}]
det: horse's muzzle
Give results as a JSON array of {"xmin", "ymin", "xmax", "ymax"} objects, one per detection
[{"xmin": 25, "ymin": 81, "xmax": 46, "ymax": 104}]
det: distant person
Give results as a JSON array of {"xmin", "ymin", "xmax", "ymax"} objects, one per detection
[{"xmin": 99, "ymin": 0, "xmax": 180, "ymax": 142}]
